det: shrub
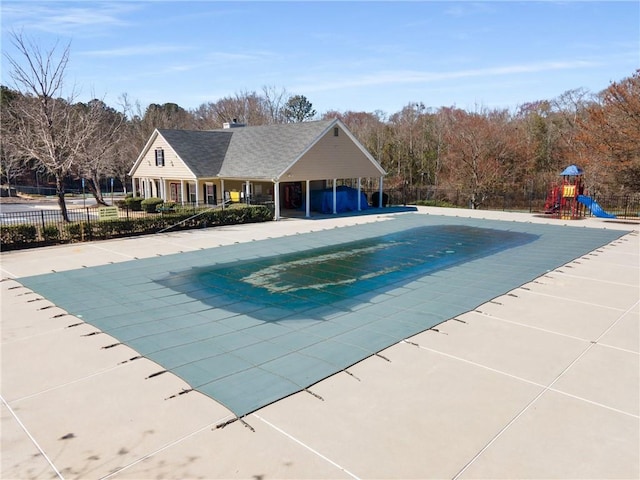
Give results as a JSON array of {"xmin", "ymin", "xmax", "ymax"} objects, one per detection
[
  {"xmin": 42, "ymin": 225, "xmax": 60, "ymax": 241},
  {"xmin": 141, "ymin": 197, "xmax": 163, "ymax": 213},
  {"xmin": 414, "ymin": 199, "xmax": 459, "ymax": 208},
  {"xmin": 94, "ymin": 219, "xmax": 133, "ymax": 239},
  {"xmin": 65, "ymin": 222, "xmax": 89, "ymax": 242},
  {"xmin": 116, "ymin": 193, "xmax": 133, "ymax": 208},
  {"xmin": 157, "ymin": 201, "xmax": 176, "ymax": 212},
  {"xmin": 1, "ymin": 204, "xmax": 273, "ymax": 250},
  {"xmin": 123, "ymin": 196, "xmax": 144, "ymax": 211},
  {"xmin": 1, "ymin": 224, "xmax": 37, "ymax": 246}
]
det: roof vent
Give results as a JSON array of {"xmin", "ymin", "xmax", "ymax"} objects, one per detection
[{"xmin": 223, "ymin": 119, "xmax": 246, "ymax": 129}]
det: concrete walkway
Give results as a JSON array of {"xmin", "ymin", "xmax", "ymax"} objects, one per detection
[{"xmin": 2, "ymin": 207, "xmax": 638, "ymax": 479}]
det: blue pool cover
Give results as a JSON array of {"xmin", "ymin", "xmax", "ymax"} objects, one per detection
[{"xmin": 20, "ymin": 214, "xmax": 628, "ymax": 417}]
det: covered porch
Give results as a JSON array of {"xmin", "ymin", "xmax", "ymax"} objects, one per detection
[{"xmin": 131, "ymin": 175, "xmax": 387, "ymax": 220}]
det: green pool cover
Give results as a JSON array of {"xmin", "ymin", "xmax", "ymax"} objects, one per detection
[{"xmin": 20, "ymin": 214, "xmax": 628, "ymax": 417}]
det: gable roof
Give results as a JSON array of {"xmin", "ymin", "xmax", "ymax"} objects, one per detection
[
  {"xmin": 156, "ymin": 129, "xmax": 232, "ymax": 177},
  {"xmin": 218, "ymin": 119, "xmax": 335, "ymax": 179},
  {"xmin": 130, "ymin": 119, "xmax": 385, "ymax": 181}
]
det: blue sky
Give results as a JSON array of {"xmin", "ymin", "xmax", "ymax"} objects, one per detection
[{"xmin": 2, "ymin": 1, "xmax": 638, "ymax": 116}]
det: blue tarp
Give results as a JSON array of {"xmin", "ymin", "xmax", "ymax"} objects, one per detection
[{"xmin": 308, "ymin": 186, "xmax": 369, "ymax": 214}]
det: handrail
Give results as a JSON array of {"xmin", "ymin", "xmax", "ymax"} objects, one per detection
[{"xmin": 156, "ymin": 202, "xmax": 229, "ymax": 234}]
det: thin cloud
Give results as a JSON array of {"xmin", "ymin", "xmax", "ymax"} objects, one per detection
[
  {"xmin": 163, "ymin": 50, "xmax": 277, "ymax": 73},
  {"xmin": 2, "ymin": 3, "xmax": 138, "ymax": 35},
  {"xmin": 294, "ymin": 60, "xmax": 601, "ymax": 92},
  {"xmin": 81, "ymin": 44, "xmax": 192, "ymax": 57},
  {"xmin": 205, "ymin": 51, "xmax": 272, "ymax": 62},
  {"xmin": 99, "ymin": 48, "xmax": 274, "ymax": 78}
]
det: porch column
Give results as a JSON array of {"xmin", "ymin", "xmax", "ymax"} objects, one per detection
[
  {"xmin": 274, "ymin": 181, "xmax": 280, "ymax": 220},
  {"xmin": 132, "ymin": 178, "xmax": 137, "ymax": 197},
  {"xmin": 160, "ymin": 178, "xmax": 165, "ymax": 201},
  {"xmin": 305, "ymin": 180, "xmax": 310, "ymax": 218},
  {"xmin": 332, "ymin": 179, "xmax": 337, "ymax": 214},
  {"xmin": 378, "ymin": 176, "xmax": 384, "ymax": 207},
  {"xmin": 180, "ymin": 180, "xmax": 186, "ymax": 205},
  {"xmin": 220, "ymin": 179, "xmax": 225, "ymax": 205},
  {"xmin": 357, "ymin": 177, "xmax": 362, "ymax": 211},
  {"xmin": 245, "ymin": 180, "xmax": 251, "ymax": 204},
  {"xmin": 194, "ymin": 180, "xmax": 200, "ymax": 206}
]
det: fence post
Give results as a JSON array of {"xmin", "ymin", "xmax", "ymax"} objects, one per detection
[
  {"xmin": 41, "ymin": 210, "xmax": 46, "ymax": 233},
  {"xmin": 624, "ymin": 195, "xmax": 629, "ymax": 219},
  {"xmin": 86, "ymin": 207, "xmax": 92, "ymax": 241}
]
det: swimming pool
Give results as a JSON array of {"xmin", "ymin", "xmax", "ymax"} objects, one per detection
[
  {"xmin": 161, "ymin": 225, "xmax": 535, "ymax": 319},
  {"xmin": 19, "ymin": 214, "xmax": 628, "ymax": 416}
]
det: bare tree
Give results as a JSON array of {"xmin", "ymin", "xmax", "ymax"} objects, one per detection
[
  {"xmin": 578, "ymin": 71, "xmax": 640, "ymax": 192},
  {"xmin": 0, "ymin": 86, "xmax": 28, "ymax": 195},
  {"xmin": 388, "ymin": 102, "xmax": 427, "ymax": 185},
  {"xmin": 551, "ymin": 88, "xmax": 592, "ymax": 169},
  {"xmin": 440, "ymin": 107, "xmax": 513, "ymax": 209},
  {"xmin": 191, "ymin": 86, "xmax": 289, "ymax": 128},
  {"xmin": 261, "ymin": 85, "xmax": 288, "ymax": 124},
  {"xmin": 211, "ymin": 91, "xmax": 268, "ymax": 126},
  {"xmin": 119, "ymin": 94, "xmax": 154, "ymax": 153},
  {"xmin": 0, "ymin": 136, "xmax": 28, "ymax": 195},
  {"xmin": 191, "ymin": 101, "xmax": 219, "ymax": 129},
  {"xmin": 109, "ymin": 138, "xmax": 134, "ymax": 195},
  {"xmin": 3, "ymin": 32, "xmax": 94, "ymax": 220},
  {"xmin": 74, "ymin": 99, "xmax": 126, "ymax": 205}
]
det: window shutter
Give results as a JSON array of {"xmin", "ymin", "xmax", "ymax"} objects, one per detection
[{"xmin": 155, "ymin": 149, "xmax": 165, "ymax": 166}]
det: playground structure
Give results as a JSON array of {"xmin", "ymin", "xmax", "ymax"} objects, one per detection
[{"xmin": 544, "ymin": 165, "xmax": 616, "ymax": 219}]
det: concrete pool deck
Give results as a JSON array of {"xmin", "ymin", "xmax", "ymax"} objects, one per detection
[{"xmin": 1, "ymin": 207, "xmax": 638, "ymax": 479}]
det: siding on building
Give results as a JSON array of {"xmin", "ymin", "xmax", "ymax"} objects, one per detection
[
  {"xmin": 280, "ymin": 125, "xmax": 383, "ymax": 182},
  {"xmin": 132, "ymin": 135, "xmax": 196, "ymax": 179}
]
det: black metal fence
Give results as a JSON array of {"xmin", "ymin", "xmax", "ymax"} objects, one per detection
[
  {"xmin": 7, "ymin": 184, "xmax": 128, "ymax": 197},
  {"xmin": 363, "ymin": 186, "xmax": 640, "ymax": 218},
  {"xmin": 2, "ymin": 189, "xmax": 638, "ymax": 250},
  {"xmin": 0, "ymin": 202, "xmax": 275, "ymax": 250},
  {"xmin": 362, "ymin": 186, "xmax": 547, "ymax": 211},
  {"xmin": 1, "ymin": 206, "xmax": 150, "ymax": 246},
  {"xmin": 0, "ymin": 204, "xmax": 218, "ymax": 248}
]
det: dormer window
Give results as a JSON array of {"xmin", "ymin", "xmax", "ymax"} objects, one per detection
[{"xmin": 155, "ymin": 148, "xmax": 165, "ymax": 167}]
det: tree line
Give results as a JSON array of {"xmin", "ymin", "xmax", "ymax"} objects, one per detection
[
  {"xmin": 326, "ymin": 74, "xmax": 639, "ymax": 208},
  {"xmin": 1, "ymin": 32, "xmax": 638, "ymax": 220}
]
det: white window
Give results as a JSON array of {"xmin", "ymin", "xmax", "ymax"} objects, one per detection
[{"xmin": 155, "ymin": 149, "xmax": 165, "ymax": 167}]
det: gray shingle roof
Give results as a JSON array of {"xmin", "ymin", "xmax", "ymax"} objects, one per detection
[
  {"xmin": 217, "ymin": 120, "xmax": 334, "ymax": 179},
  {"xmin": 158, "ymin": 120, "xmax": 335, "ymax": 180},
  {"xmin": 157, "ymin": 129, "xmax": 232, "ymax": 177}
]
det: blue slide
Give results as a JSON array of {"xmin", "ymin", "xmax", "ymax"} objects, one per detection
[{"xmin": 577, "ymin": 195, "xmax": 616, "ymax": 218}]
